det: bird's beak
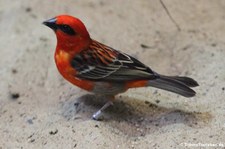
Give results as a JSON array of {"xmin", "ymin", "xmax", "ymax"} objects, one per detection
[{"xmin": 43, "ymin": 18, "xmax": 57, "ymax": 31}]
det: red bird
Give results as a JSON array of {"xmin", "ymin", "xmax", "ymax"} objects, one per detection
[{"xmin": 43, "ymin": 15, "xmax": 198, "ymax": 120}]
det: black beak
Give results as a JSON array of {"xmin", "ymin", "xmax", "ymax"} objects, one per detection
[{"xmin": 43, "ymin": 18, "xmax": 57, "ymax": 31}]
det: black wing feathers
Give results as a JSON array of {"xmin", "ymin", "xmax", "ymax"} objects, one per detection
[{"xmin": 71, "ymin": 40, "xmax": 158, "ymax": 81}]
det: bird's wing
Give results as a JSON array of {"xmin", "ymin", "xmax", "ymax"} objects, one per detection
[{"xmin": 71, "ymin": 40, "xmax": 159, "ymax": 82}]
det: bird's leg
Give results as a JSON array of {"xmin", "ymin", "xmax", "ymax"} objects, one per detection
[{"xmin": 92, "ymin": 96, "xmax": 114, "ymax": 120}]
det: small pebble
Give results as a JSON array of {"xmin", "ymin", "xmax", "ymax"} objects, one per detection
[
  {"xmin": 12, "ymin": 69, "xmax": 18, "ymax": 74},
  {"xmin": 49, "ymin": 129, "xmax": 58, "ymax": 135},
  {"xmin": 144, "ymin": 101, "xmax": 150, "ymax": 104},
  {"xmin": 10, "ymin": 93, "xmax": 20, "ymax": 100},
  {"xmin": 29, "ymin": 139, "xmax": 35, "ymax": 143},
  {"xmin": 155, "ymin": 100, "xmax": 160, "ymax": 104},
  {"xmin": 27, "ymin": 119, "xmax": 33, "ymax": 124},
  {"xmin": 140, "ymin": 44, "xmax": 150, "ymax": 49},
  {"xmin": 25, "ymin": 7, "xmax": 32, "ymax": 12},
  {"xmin": 74, "ymin": 102, "xmax": 80, "ymax": 107},
  {"xmin": 211, "ymin": 43, "xmax": 217, "ymax": 47},
  {"xmin": 74, "ymin": 144, "xmax": 77, "ymax": 148}
]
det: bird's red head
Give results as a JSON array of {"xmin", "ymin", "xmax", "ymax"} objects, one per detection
[{"xmin": 43, "ymin": 15, "xmax": 91, "ymax": 52}]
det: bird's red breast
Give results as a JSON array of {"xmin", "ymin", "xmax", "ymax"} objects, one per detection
[{"xmin": 55, "ymin": 48, "xmax": 94, "ymax": 91}]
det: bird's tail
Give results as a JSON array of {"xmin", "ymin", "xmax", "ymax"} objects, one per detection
[{"xmin": 148, "ymin": 75, "xmax": 199, "ymax": 97}]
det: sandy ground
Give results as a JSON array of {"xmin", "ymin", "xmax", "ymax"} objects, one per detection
[{"xmin": 1, "ymin": 0, "xmax": 225, "ymax": 148}]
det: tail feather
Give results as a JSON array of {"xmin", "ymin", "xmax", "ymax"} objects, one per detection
[
  {"xmin": 161, "ymin": 76, "xmax": 199, "ymax": 87},
  {"xmin": 148, "ymin": 75, "xmax": 198, "ymax": 97}
]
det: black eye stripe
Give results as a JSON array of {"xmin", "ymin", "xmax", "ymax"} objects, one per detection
[{"xmin": 57, "ymin": 24, "xmax": 76, "ymax": 35}]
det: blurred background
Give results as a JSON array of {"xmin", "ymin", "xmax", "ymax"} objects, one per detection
[{"xmin": 0, "ymin": 0, "xmax": 225, "ymax": 148}]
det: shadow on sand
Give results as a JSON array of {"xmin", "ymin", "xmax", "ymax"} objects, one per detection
[{"xmin": 61, "ymin": 94, "xmax": 212, "ymax": 137}]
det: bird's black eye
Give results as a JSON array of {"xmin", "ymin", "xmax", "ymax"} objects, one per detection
[{"xmin": 57, "ymin": 24, "xmax": 76, "ymax": 35}]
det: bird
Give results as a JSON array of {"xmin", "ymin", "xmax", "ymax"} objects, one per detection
[{"xmin": 43, "ymin": 15, "xmax": 198, "ymax": 120}]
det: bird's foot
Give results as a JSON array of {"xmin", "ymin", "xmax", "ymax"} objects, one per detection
[{"xmin": 92, "ymin": 101, "xmax": 113, "ymax": 120}]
